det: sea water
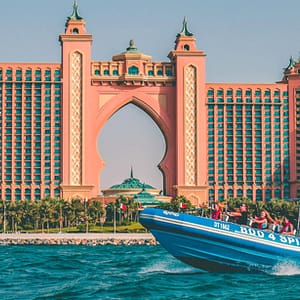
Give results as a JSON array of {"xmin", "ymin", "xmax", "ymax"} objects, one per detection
[{"xmin": 0, "ymin": 245, "xmax": 299, "ymax": 300}]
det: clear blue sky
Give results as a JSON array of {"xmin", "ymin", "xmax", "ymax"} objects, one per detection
[{"xmin": 1, "ymin": 0, "xmax": 300, "ymax": 192}]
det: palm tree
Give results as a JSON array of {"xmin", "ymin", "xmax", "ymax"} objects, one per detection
[
  {"xmin": 38, "ymin": 198, "xmax": 52, "ymax": 233},
  {"xmin": 7, "ymin": 201, "xmax": 21, "ymax": 232},
  {"xmin": 88, "ymin": 199, "xmax": 105, "ymax": 227},
  {"xmin": 31, "ymin": 201, "xmax": 41, "ymax": 231},
  {"xmin": 70, "ymin": 199, "xmax": 85, "ymax": 227},
  {"xmin": 62, "ymin": 200, "xmax": 73, "ymax": 229},
  {"xmin": 20, "ymin": 201, "xmax": 35, "ymax": 231},
  {"xmin": 116, "ymin": 195, "xmax": 128, "ymax": 224}
]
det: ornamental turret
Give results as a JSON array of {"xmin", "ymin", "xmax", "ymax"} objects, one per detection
[
  {"xmin": 64, "ymin": 0, "xmax": 87, "ymax": 34},
  {"xmin": 59, "ymin": 1, "xmax": 95, "ymax": 200},
  {"xmin": 168, "ymin": 18, "xmax": 208, "ymax": 202}
]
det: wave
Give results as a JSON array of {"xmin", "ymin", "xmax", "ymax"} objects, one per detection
[
  {"xmin": 271, "ymin": 261, "xmax": 300, "ymax": 276},
  {"xmin": 139, "ymin": 255, "xmax": 201, "ymax": 275}
]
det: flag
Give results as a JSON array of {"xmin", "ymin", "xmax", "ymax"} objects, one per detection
[
  {"xmin": 120, "ymin": 203, "xmax": 127, "ymax": 211},
  {"xmin": 180, "ymin": 202, "xmax": 187, "ymax": 209}
]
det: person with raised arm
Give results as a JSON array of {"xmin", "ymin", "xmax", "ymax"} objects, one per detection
[{"xmin": 280, "ymin": 216, "xmax": 294, "ymax": 235}]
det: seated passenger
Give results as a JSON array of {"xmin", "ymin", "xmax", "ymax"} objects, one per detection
[
  {"xmin": 227, "ymin": 204, "xmax": 248, "ymax": 225},
  {"xmin": 212, "ymin": 203, "xmax": 222, "ymax": 220},
  {"xmin": 271, "ymin": 218, "xmax": 281, "ymax": 233},
  {"xmin": 226, "ymin": 208, "xmax": 241, "ymax": 223},
  {"xmin": 253, "ymin": 211, "xmax": 268, "ymax": 230},
  {"xmin": 264, "ymin": 210, "xmax": 280, "ymax": 231},
  {"xmin": 280, "ymin": 216, "xmax": 294, "ymax": 235},
  {"xmin": 237, "ymin": 203, "xmax": 248, "ymax": 225}
]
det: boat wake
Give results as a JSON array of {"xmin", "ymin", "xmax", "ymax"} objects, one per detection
[
  {"xmin": 140, "ymin": 256, "xmax": 201, "ymax": 275},
  {"xmin": 271, "ymin": 261, "xmax": 300, "ymax": 276}
]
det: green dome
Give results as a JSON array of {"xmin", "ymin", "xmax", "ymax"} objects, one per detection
[
  {"xmin": 109, "ymin": 168, "xmax": 155, "ymax": 190},
  {"xmin": 134, "ymin": 185, "xmax": 163, "ymax": 206}
]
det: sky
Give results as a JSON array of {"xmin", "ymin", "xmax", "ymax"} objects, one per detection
[{"xmin": 1, "ymin": 0, "xmax": 300, "ymax": 192}]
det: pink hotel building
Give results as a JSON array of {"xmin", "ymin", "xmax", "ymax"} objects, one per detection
[{"xmin": 1, "ymin": 2, "xmax": 300, "ymax": 205}]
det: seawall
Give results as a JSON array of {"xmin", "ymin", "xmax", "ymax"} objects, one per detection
[{"xmin": 0, "ymin": 233, "xmax": 158, "ymax": 246}]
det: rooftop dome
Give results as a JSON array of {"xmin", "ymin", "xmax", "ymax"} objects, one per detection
[
  {"xmin": 109, "ymin": 168, "xmax": 155, "ymax": 190},
  {"xmin": 134, "ymin": 185, "xmax": 163, "ymax": 206}
]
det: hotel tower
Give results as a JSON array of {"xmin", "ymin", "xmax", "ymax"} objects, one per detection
[{"xmin": 1, "ymin": 2, "xmax": 300, "ymax": 205}]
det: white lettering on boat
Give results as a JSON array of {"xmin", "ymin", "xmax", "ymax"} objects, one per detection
[
  {"xmin": 163, "ymin": 211, "xmax": 179, "ymax": 217},
  {"xmin": 240, "ymin": 227, "xmax": 265, "ymax": 238},
  {"xmin": 213, "ymin": 222, "xmax": 230, "ymax": 231},
  {"xmin": 240, "ymin": 227, "xmax": 300, "ymax": 246},
  {"xmin": 280, "ymin": 236, "xmax": 287, "ymax": 243},
  {"xmin": 268, "ymin": 233, "xmax": 276, "ymax": 241}
]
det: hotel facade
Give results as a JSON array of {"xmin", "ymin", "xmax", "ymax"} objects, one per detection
[{"xmin": 1, "ymin": 2, "xmax": 300, "ymax": 205}]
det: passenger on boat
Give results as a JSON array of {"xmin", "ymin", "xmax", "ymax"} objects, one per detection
[
  {"xmin": 253, "ymin": 211, "xmax": 268, "ymax": 230},
  {"xmin": 280, "ymin": 216, "xmax": 294, "ymax": 235},
  {"xmin": 271, "ymin": 218, "xmax": 281, "ymax": 233},
  {"xmin": 226, "ymin": 204, "xmax": 248, "ymax": 225},
  {"xmin": 237, "ymin": 203, "xmax": 248, "ymax": 225},
  {"xmin": 212, "ymin": 203, "xmax": 222, "ymax": 220},
  {"xmin": 264, "ymin": 211, "xmax": 281, "ymax": 232}
]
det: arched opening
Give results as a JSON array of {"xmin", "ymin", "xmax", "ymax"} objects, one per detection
[
  {"xmin": 128, "ymin": 66, "xmax": 139, "ymax": 75},
  {"xmin": 183, "ymin": 44, "xmax": 190, "ymax": 51},
  {"xmin": 98, "ymin": 103, "xmax": 166, "ymax": 193}
]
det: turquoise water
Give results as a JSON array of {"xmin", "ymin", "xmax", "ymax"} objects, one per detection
[{"xmin": 1, "ymin": 245, "xmax": 300, "ymax": 300}]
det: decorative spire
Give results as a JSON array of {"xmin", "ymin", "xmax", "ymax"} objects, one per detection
[
  {"xmin": 285, "ymin": 56, "xmax": 296, "ymax": 71},
  {"xmin": 68, "ymin": 0, "xmax": 83, "ymax": 21},
  {"xmin": 130, "ymin": 166, "xmax": 134, "ymax": 179},
  {"xmin": 177, "ymin": 17, "xmax": 193, "ymax": 37}
]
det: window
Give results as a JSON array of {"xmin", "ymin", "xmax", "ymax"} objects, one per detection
[
  {"xmin": 128, "ymin": 66, "xmax": 138, "ymax": 75},
  {"xmin": 166, "ymin": 69, "xmax": 172, "ymax": 76}
]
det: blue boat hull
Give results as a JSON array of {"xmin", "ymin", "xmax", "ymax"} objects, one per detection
[{"xmin": 140, "ymin": 208, "xmax": 300, "ymax": 272}]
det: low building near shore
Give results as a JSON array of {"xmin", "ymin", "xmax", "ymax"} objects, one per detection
[{"xmin": 98, "ymin": 169, "xmax": 171, "ymax": 206}]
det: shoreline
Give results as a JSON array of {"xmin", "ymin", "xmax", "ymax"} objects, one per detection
[{"xmin": 0, "ymin": 233, "xmax": 158, "ymax": 246}]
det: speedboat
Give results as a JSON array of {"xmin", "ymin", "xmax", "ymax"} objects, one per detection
[{"xmin": 140, "ymin": 208, "xmax": 300, "ymax": 272}]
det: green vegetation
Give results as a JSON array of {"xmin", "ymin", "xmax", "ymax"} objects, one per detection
[
  {"xmin": 157, "ymin": 195, "xmax": 192, "ymax": 211},
  {"xmin": 225, "ymin": 197, "xmax": 300, "ymax": 226},
  {"xmin": 0, "ymin": 196, "xmax": 145, "ymax": 233}
]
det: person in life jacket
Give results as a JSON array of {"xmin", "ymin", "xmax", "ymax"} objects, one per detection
[
  {"xmin": 253, "ymin": 211, "xmax": 268, "ymax": 230},
  {"xmin": 212, "ymin": 203, "xmax": 222, "ymax": 220},
  {"xmin": 280, "ymin": 216, "xmax": 294, "ymax": 235}
]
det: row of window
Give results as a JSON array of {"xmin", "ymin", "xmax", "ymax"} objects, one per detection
[
  {"xmin": 208, "ymin": 156, "xmax": 286, "ymax": 162},
  {"xmin": 208, "ymin": 167, "xmax": 288, "ymax": 174},
  {"xmin": 208, "ymin": 129, "xmax": 289, "ymax": 136},
  {"xmin": 1, "ymin": 187, "xmax": 60, "ymax": 201},
  {"xmin": 0, "ymin": 69, "xmax": 61, "ymax": 82},
  {"xmin": 2, "ymin": 176, "xmax": 60, "ymax": 183},
  {"xmin": 3, "ymin": 168, "xmax": 60, "ymax": 175},
  {"xmin": 94, "ymin": 67, "xmax": 173, "ymax": 77},
  {"xmin": 207, "ymin": 89, "xmax": 288, "ymax": 97},
  {"xmin": 208, "ymin": 142, "xmax": 284, "ymax": 148},
  {"xmin": 207, "ymin": 177, "xmax": 286, "ymax": 185},
  {"xmin": 2, "ymin": 95, "xmax": 61, "ymax": 102},
  {"xmin": 0, "ymin": 82, "xmax": 61, "ymax": 88},
  {"xmin": 208, "ymin": 123, "xmax": 289, "ymax": 130},
  {"xmin": 5, "ymin": 161, "xmax": 60, "ymax": 167},
  {"xmin": 207, "ymin": 97, "xmax": 288, "ymax": 104}
]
